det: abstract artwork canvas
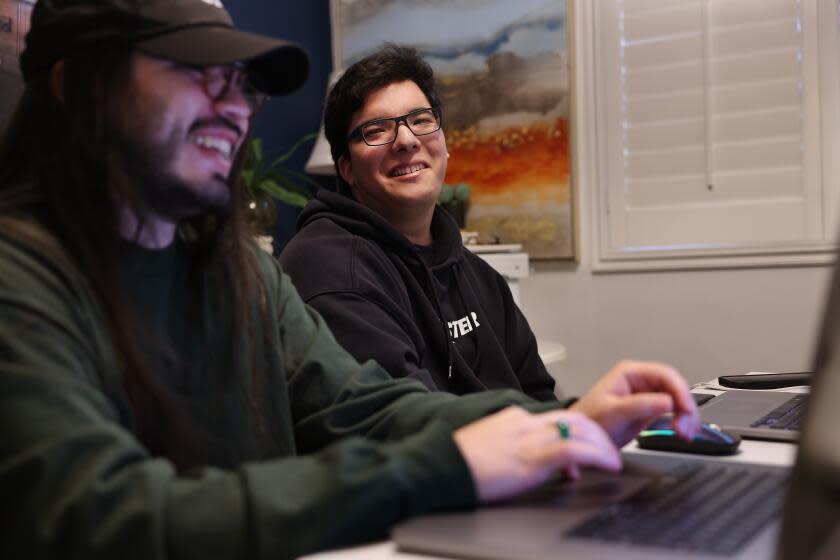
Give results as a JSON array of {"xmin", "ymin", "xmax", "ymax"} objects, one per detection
[{"xmin": 334, "ymin": 0, "xmax": 572, "ymax": 259}]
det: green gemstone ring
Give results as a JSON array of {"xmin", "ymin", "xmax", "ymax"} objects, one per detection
[{"xmin": 557, "ymin": 420, "xmax": 570, "ymax": 440}]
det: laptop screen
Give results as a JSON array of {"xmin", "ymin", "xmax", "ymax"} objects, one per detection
[{"xmin": 779, "ymin": 259, "xmax": 840, "ymax": 558}]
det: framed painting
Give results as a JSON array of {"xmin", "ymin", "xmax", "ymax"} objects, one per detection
[{"xmin": 332, "ymin": 0, "xmax": 573, "ymax": 259}]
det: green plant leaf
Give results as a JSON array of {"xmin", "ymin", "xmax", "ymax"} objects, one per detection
[
  {"xmin": 438, "ymin": 184, "xmax": 454, "ymax": 203},
  {"xmin": 268, "ymin": 180, "xmax": 311, "ymax": 200},
  {"xmin": 258, "ymin": 178, "xmax": 310, "ymax": 208},
  {"xmin": 283, "ymin": 168, "xmax": 325, "ymax": 191},
  {"xmin": 269, "ymin": 172, "xmax": 296, "ymax": 191},
  {"xmin": 454, "ymin": 182, "xmax": 471, "ymax": 201},
  {"xmin": 241, "ymin": 133, "xmax": 319, "ymax": 209},
  {"xmin": 266, "ymin": 132, "xmax": 318, "ymax": 167},
  {"xmin": 240, "ymin": 169, "xmax": 257, "ymax": 199},
  {"xmin": 250, "ymin": 138, "xmax": 263, "ymax": 166}
]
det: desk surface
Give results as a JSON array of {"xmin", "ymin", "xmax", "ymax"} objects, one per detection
[{"xmin": 301, "ymin": 437, "xmax": 796, "ymax": 560}]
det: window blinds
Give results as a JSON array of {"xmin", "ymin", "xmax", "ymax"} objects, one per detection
[{"xmin": 597, "ymin": 0, "xmax": 835, "ymax": 256}]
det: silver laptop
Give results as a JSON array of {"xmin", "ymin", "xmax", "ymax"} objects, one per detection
[
  {"xmin": 394, "ymin": 454, "xmax": 786, "ymax": 559},
  {"xmin": 393, "ymin": 257, "xmax": 840, "ymax": 559},
  {"xmin": 699, "ymin": 390, "xmax": 806, "ymax": 442}
]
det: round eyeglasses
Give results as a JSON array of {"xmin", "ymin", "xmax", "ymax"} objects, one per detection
[
  {"xmin": 347, "ymin": 107, "xmax": 442, "ymax": 146},
  {"xmin": 199, "ymin": 63, "xmax": 269, "ymax": 113}
]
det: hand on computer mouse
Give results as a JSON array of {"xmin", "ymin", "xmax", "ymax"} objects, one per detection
[
  {"xmin": 636, "ymin": 416, "xmax": 741, "ymax": 455},
  {"xmin": 570, "ymin": 360, "xmax": 700, "ymax": 447}
]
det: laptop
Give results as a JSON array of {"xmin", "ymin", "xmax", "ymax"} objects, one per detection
[
  {"xmin": 392, "ymin": 261, "xmax": 840, "ymax": 559},
  {"xmin": 699, "ymin": 390, "xmax": 807, "ymax": 442}
]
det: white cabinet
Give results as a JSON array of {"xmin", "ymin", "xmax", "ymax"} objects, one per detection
[
  {"xmin": 466, "ymin": 244, "xmax": 566, "ymax": 367},
  {"xmin": 467, "ymin": 244, "xmax": 528, "ymax": 306}
]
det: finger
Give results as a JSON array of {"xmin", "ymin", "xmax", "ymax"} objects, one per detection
[
  {"xmin": 563, "ymin": 464, "xmax": 581, "ymax": 481},
  {"xmin": 621, "ymin": 360, "xmax": 688, "ymax": 393},
  {"xmin": 674, "ymin": 411, "xmax": 701, "ymax": 440},
  {"xmin": 530, "ymin": 411, "xmax": 609, "ymax": 448},
  {"xmin": 612, "ymin": 393, "xmax": 674, "ymax": 424},
  {"xmin": 552, "ymin": 411, "xmax": 623, "ymax": 457},
  {"xmin": 536, "ymin": 440, "xmax": 623, "ymax": 473},
  {"xmin": 513, "ymin": 413, "xmax": 581, "ymax": 449},
  {"xmin": 638, "ymin": 366, "xmax": 701, "ymax": 437},
  {"xmin": 622, "ymin": 362, "xmax": 698, "ymax": 419}
]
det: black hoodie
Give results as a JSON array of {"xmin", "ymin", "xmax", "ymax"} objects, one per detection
[{"xmin": 280, "ymin": 190, "xmax": 557, "ymax": 402}]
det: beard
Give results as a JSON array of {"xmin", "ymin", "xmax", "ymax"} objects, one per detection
[{"xmin": 113, "ymin": 93, "xmax": 238, "ymax": 223}]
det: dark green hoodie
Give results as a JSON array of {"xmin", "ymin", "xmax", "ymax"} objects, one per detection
[{"xmin": 0, "ymin": 221, "xmax": 558, "ymax": 560}]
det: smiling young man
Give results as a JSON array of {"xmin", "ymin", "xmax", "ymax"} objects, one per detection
[
  {"xmin": 281, "ymin": 45, "xmax": 559, "ymax": 400},
  {"xmin": 336, "ymin": 79, "xmax": 448, "ymax": 245},
  {"xmin": 114, "ymin": 55, "xmax": 255, "ymax": 247},
  {"xmin": 0, "ymin": 4, "xmax": 701, "ymax": 558}
]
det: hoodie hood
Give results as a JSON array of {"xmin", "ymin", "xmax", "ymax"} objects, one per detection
[{"xmin": 297, "ymin": 190, "xmax": 465, "ymax": 270}]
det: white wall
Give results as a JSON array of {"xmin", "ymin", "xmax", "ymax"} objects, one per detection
[{"xmin": 522, "ymin": 261, "xmax": 832, "ymax": 398}]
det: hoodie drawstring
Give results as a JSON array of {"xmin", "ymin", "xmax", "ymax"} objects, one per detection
[{"xmin": 417, "ymin": 255, "xmax": 455, "ymax": 380}]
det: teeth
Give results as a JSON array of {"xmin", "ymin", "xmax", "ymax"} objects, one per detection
[
  {"xmin": 391, "ymin": 164, "xmax": 426, "ymax": 177},
  {"xmin": 195, "ymin": 135, "xmax": 233, "ymax": 157}
]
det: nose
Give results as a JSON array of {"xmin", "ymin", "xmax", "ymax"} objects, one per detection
[
  {"xmin": 214, "ymin": 84, "xmax": 253, "ymax": 127},
  {"xmin": 392, "ymin": 121, "xmax": 420, "ymax": 152}
]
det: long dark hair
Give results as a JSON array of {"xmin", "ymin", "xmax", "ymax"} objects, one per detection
[{"xmin": 0, "ymin": 46, "xmax": 267, "ymax": 470}]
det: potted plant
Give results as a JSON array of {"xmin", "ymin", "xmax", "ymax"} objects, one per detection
[
  {"xmin": 438, "ymin": 182, "xmax": 471, "ymax": 228},
  {"xmin": 240, "ymin": 134, "xmax": 321, "ymax": 234}
]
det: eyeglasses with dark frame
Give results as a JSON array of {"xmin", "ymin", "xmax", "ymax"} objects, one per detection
[
  {"xmin": 347, "ymin": 107, "xmax": 442, "ymax": 147},
  {"xmin": 195, "ymin": 62, "xmax": 269, "ymax": 113}
]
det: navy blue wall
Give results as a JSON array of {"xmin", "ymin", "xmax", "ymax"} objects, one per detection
[{"xmin": 225, "ymin": 1, "xmax": 334, "ymax": 250}]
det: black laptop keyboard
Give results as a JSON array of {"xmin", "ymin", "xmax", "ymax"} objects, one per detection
[
  {"xmin": 566, "ymin": 463, "xmax": 787, "ymax": 556},
  {"xmin": 750, "ymin": 394, "xmax": 808, "ymax": 430}
]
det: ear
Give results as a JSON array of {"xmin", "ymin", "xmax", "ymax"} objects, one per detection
[
  {"xmin": 49, "ymin": 60, "xmax": 66, "ymax": 104},
  {"xmin": 338, "ymin": 154, "xmax": 355, "ymax": 188}
]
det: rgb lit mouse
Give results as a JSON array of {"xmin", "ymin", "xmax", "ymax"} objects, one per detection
[{"xmin": 636, "ymin": 416, "xmax": 741, "ymax": 455}]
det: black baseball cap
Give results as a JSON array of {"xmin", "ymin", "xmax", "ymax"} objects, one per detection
[{"xmin": 20, "ymin": 0, "xmax": 309, "ymax": 96}]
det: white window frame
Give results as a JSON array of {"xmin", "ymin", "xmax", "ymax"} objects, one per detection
[{"xmin": 578, "ymin": 0, "xmax": 840, "ymax": 271}]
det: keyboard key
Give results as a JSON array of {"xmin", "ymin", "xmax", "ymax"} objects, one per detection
[
  {"xmin": 566, "ymin": 463, "xmax": 787, "ymax": 555},
  {"xmin": 751, "ymin": 395, "xmax": 808, "ymax": 430}
]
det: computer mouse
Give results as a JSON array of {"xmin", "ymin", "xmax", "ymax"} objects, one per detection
[{"xmin": 636, "ymin": 416, "xmax": 741, "ymax": 455}]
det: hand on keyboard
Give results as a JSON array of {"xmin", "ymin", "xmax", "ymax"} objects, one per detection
[{"xmin": 453, "ymin": 407, "xmax": 621, "ymax": 503}]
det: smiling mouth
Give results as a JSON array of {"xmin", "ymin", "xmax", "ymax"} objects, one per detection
[
  {"xmin": 390, "ymin": 163, "xmax": 428, "ymax": 177},
  {"xmin": 194, "ymin": 135, "xmax": 234, "ymax": 158}
]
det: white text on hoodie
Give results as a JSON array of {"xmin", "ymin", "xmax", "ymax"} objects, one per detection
[{"xmin": 448, "ymin": 312, "xmax": 481, "ymax": 339}]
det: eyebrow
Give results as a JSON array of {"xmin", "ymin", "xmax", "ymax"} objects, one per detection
[{"xmin": 357, "ymin": 106, "xmax": 431, "ymax": 126}]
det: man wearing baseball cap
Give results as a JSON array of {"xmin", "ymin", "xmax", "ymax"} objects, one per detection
[{"xmin": 0, "ymin": 1, "xmax": 697, "ymax": 559}]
